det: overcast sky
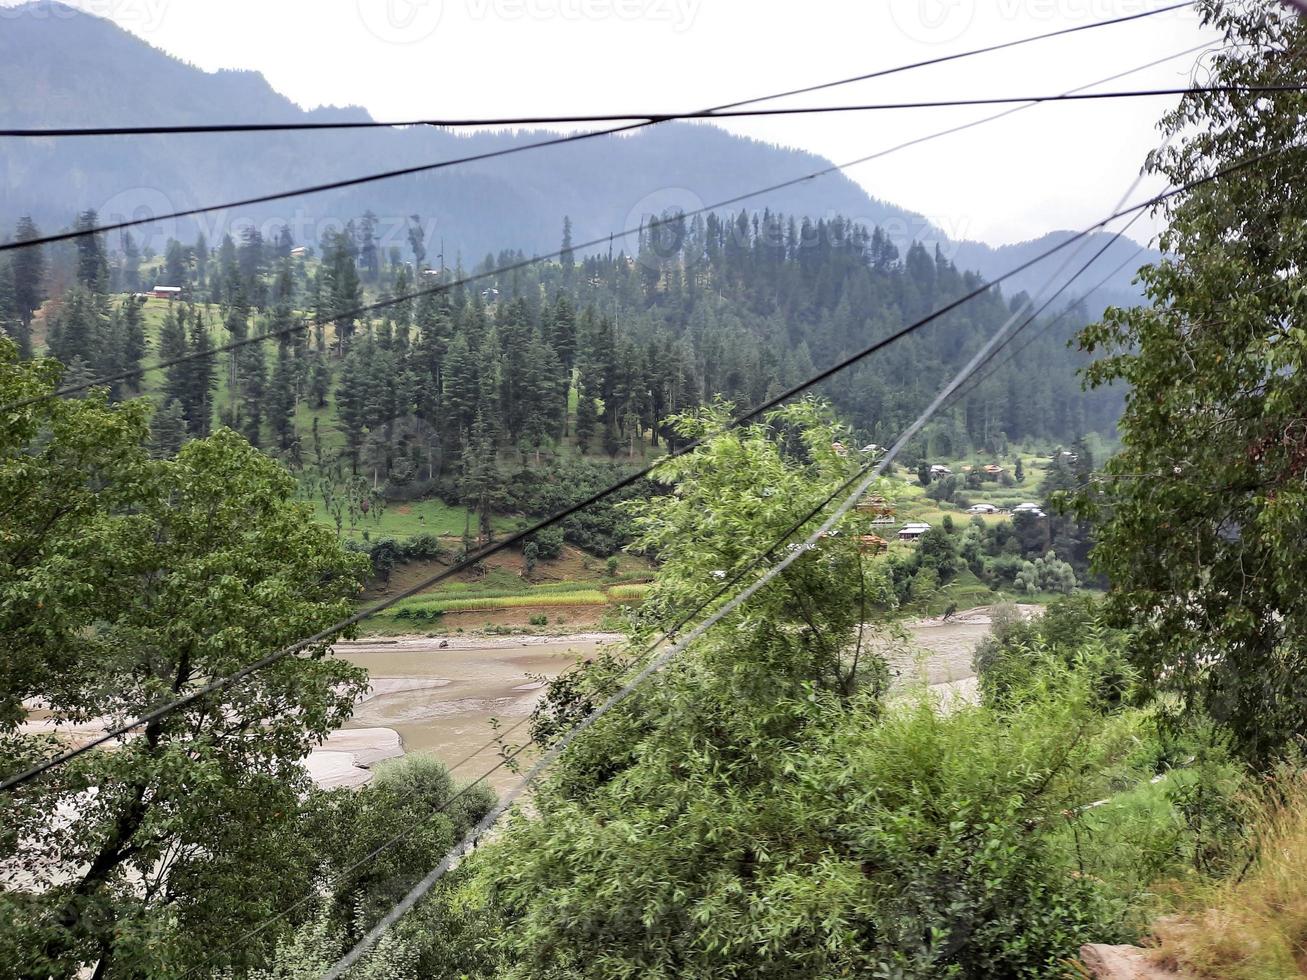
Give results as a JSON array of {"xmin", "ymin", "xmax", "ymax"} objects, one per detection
[{"xmin": 9, "ymin": 0, "xmax": 1218, "ymax": 247}]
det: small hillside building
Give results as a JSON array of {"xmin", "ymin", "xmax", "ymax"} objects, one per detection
[
  {"xmin": 929, "ymin": 464, "xmax": 952, "ymax": 477},
  {"xmin": 1013, "ymin": 502, "xmax": 1047, "ymax": 519},
  {"xmin": 898, "ymin": 522, "xmax": 932, "ymax": 541},
  {"xmin": 967, "ymin": 503, "xmax": 999, "ymax": 515},
  {"xmin": 150, "ymin": 285, "xmax": 182, "ymax": 300}
]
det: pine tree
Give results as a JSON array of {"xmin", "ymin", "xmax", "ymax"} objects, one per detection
[
  {"xmin": 149, "ymin": 399, "xmax": 188, "ymax": 458},
  {"xmin": 184, "ymin": 309, "xmax": 216, "ymax": 437},
  {"xmin": 12, "ymin": 217, "xmax": 45, "ymax": 346},
  {"xmin": 158, "ymin": 305, "xmax": 189, "ymax": 407},
  {"xmin": 574, "ymin": 380, "xmax": 598, "ymax": 454},
  {"xmin": 336, "ymin": 349, "xmax": 368, "ymax": 472},
  {"xmin": 73, "ymin": 210, "xmax": 108, "ymax": 291},
  {"xmin": 267, "ymin": 344, "xmax": 298, "ymax": 451},
  {"xmin": 560, "ymin": 216, "xmax": 575, "ymax": 284},
  {"xmin": 0, "ymin": 260, "xmax": 26, "ymax": 357},
  {"xmin": 119, "ymin": 295, "xmax": 147, "ymax": 390}
]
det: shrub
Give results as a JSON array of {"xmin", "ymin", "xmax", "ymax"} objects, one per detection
[
  {"xmin": 976, "ymin": 596, "xmax": 1132, "ymax": 713},
  {"xmin": 482, "ymin": 672, "xmax": 1161, "ymax": 978},
  {"xmin": 528, "ymin": 614, "xmax": 548, "ymax": 627}
]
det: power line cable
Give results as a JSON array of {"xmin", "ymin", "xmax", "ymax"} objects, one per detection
[
  {"xmin": 0, "ymin": 139, "xmax": 1287, "ymax": 796},
  {"xmin": 0, "ymin": 23, "xmax": 1220, "ymax": 257},
  {"xmin": 0, "ymin": 41, "xmax": 1216, "ymax": 412},
  {"xmin": 3, "ymin": 84, "xmax": 1292, "ymax": 139},
  {"xmin": 708, "ymin": 0, "xmax": 1193, "ymax": 110},
  {"xmin": 0, "ymin": 2, "xmax": 1193, "ymax": 141},
  {"xmin": 186, "ymin": 133, "xmax": 1166, "ymax": 969},
  {"xmin": 321, "ymin": 147, "xmax": 1191, "ymax": 974},
  {"xmin": 320, "ymin": 202, "xmax": 1086, "ymax": 977},
  {"xmin": 189, "ymin": 448, "xmax": 881, "ymax": 974},
  {"xmin": 947, "ymin": 241, "xmax": 1148, "ymax": 408}
]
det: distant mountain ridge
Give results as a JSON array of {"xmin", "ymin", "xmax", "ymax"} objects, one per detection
[{"xmin": 0, "ymin": 0, "xmax": 1157, "ymax": 308}]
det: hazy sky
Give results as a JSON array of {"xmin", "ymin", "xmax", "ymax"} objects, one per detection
[{"xmin": 7, "ymin": 0, "xmax": 1218, "ymax": 247}]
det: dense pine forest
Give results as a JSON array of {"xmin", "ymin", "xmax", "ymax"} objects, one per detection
[{"xmin": 0, "ymin": 205, "xmax": 1122, "ymax": 511}]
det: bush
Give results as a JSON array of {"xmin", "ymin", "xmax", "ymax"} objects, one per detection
[
  {"xmin": 926, "ymin": 474, "xmax": 959, "ymax": 503},
  {"xmin": 976, "ymin": 596, "xmax": 1132, "ymax": 713},
  {"xmin": 482, "ymin": 671, "xmax": 1163, "ymax": 978},
  {"xmin": 528, "ymin": 614, "xmax": 548, "ymax": 626},
  {"xmin": 526, "ymin": 524, "xmax": 564, "ymax": 560},
  {"xmin": 1013, "ymin": 551, "xmax": 1077, "ymax": 595}
]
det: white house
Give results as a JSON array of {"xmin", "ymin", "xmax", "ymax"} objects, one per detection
[
  {"xmin": 1013, "ymin": 502, "xmax": 1047, "ymax": 519},
  {"xmin": 929, "ymin": 464, "xmax": 953, "ymax": 477},
  {"xmin": 898, "ymin": 521, "xmax": 932, "ymax": 541},
  {"xmin": 967, "ymin": 503, "xmax": 999, "ymax": 515}
]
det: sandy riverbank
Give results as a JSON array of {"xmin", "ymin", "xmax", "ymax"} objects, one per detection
[{"xmin": 329, "ymin": 608, "xmax": 1042, "ymax": 788}]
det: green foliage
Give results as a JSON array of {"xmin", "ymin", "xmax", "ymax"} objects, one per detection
[
  {"xmin": 472, "ymin": 669, "xmax": 1158, "ymax": 979},
  {"xmin": 1012, "ymin": 551, "xmax": 1077, "ymax": 595},
  {"xmin": 0, "ymin": 343, "xmax": 373, "ymax": 977},
  {"xmin": 1076, "ymin": 1, "xmax": 1307, "ymax": 763},
  {"xmin": 975, "ymin": 596, "xmax": 1132, "ymax": 713}
]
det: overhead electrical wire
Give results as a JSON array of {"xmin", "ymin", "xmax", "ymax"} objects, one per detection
[
  {"xmin": 0, "ymin": 1, "xmax": 1192, "ymax": 141},
  {"xmin": 0, "ymin": 44, "xmax": 1229, "ymax": 793},
  {"xmin": 0, "ymin": 41, "xmax": 1217, "ymax": 413},
  {"xmin": 706, "ymin": 0, "xmax": 1193, "ymax": 110},
  {"xmin": 67, "ymin": 47, "xmax": 1215, "ymax": 963},
  {"xmin": 2, "ymin": 140, "xmax": 1287, "ymax": 797},
  {"xmin": 320, "ymin": 185, "xmax": 1134, "ymax": 976},
  {"xmin": 314, "ymin": 176, "xmax": 1154, "ymax": 980},
  {"xmin": 0, "ymin": 7, "xmax": 1214, "ymax": 258},
  {"xmin": 1, "ymin": 85, "xmax": 1293, "ymax": 139},
  {"xmin": 185, "ymin": 452, "xmax": 880, "ymax": 975},
  {"xmin": 173, "ymin": 160, "xmax": 1167, "ymax": 973},
  {"xmin": 947, "ymin": 240, "xmax": 1149, "ymax": 407}
]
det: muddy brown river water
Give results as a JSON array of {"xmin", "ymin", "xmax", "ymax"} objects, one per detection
[{"xmin": 333, "ymin": 612, "xmax": 1015, "ymax": 792}]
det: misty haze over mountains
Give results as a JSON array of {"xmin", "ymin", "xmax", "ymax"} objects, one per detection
[{"xmin": 0, "ymin": 0, "xmax": 1158, "ymax": 309}]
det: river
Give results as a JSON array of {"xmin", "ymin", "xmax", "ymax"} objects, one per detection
[{"xmin": 327, "ymin": 609, "xmax": 1018, "ymax": 791}]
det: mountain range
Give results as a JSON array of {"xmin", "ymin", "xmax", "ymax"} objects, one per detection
[{"xmin": 0, "ymin": 0, "xmax": 1158, "ymax": 309}]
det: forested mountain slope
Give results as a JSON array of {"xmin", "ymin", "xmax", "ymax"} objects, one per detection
[
  {"xmin": 0, "ymin": 0, "xmax": 1157, "ymax": 306},
  {"xmin": 15, "ymin": 200, "xmax": 1125, "ymax": 521}
]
